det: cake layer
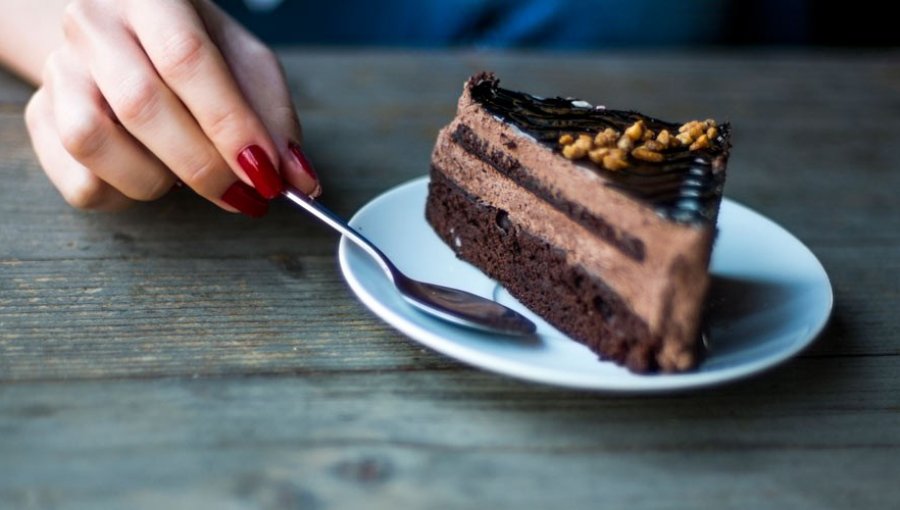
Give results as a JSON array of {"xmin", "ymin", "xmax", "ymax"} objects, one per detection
[
  {"xmin": 430, "ymin": 130, "xmax": 701, "ymax": 370},
  {"xmin": 451, "ymin": 122, "xmax": 645, "ymax": 261},
  {"xmin": 432, "ymin": 114, "xmax": 710, "ymax": 361},
  {"xmin": 426, "ymin": 169, "xmax": 670, "ymax": 372}
]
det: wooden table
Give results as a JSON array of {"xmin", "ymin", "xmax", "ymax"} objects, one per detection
[{"xmin": 1, "ymin": 50, "xmax": 898, "ymax": 509}]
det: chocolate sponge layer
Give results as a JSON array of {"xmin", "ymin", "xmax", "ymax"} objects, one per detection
[{"xmin": 425, "ymin": 168, "xmax": 663, "ymax": 372}]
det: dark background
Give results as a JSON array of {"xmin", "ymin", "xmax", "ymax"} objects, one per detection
[{"xmin": 216, "ymin": 0, "xmax": 898, "ymax": 48}]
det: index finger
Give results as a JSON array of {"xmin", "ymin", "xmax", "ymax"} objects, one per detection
[{"xmin": 123, "ymin": 0, "xmax": 283, "ymax": 198}]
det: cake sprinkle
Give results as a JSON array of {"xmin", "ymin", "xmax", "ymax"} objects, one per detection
[{"xmin": 558, "ymin": 119, "xmax": 719, "ymax": 171}]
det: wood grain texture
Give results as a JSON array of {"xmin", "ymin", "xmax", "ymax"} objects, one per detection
[
  {"xmin": 1, "ymin": 50, "xmax": 899, "ymax": 509},
  {"xmin": 1, "ymin": 361, "xmax": 898, "ymax": 510},
  {"xmin": 0, "ymin": 68, "xmax": 30, "ymax": 109}
]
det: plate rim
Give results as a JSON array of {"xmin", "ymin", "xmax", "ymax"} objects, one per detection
[{"xmin": 337, "ymin": 176, "xmax": 834, "ymax": 392}]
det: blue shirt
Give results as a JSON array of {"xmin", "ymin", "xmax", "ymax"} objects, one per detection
[{"xmin": 215, "ymin": 0, "xmax": 807, "ymax": 48}]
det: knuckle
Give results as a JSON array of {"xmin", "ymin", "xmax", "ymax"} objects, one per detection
[
  {"xmin": 132, "ymin": 175, "xmax": 176, "ymax": 202},
  {"xmin": 58, "ymin": 108, "xmax": 109, "ymax": 161},
  {"xmin": 61, "ymin": 0, "xmax": 100, "ymax": 40},
  {"xmin": 157, "ymin": 31, "xmax": 207, "ymax": 81},
  {"xmin": 179, "ymin": 153, "xmax": 224, "ymax": 192},
  {"xmin": 62, "ymin": 174, "xmax": 108, "ymax": 210},
  {"xmin": 111, "ymin": 75, "xmax": 160, "ymax": 125},
  {"xmin": 203, "ymin": 107, "xmax": 243, "ymax": 141},
  {"xmin": 61, "ymin": 1, "xmax": 84, "ymax": 39}
]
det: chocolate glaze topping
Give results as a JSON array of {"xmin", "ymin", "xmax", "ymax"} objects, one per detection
[{"xmin": 468, "ymin": 73, "xmax": 731, "ymax": 224}]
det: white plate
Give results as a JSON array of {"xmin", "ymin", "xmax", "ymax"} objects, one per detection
[{"xmin": 338, "ymin": 177, "xmax": 833, "ymax": 392}]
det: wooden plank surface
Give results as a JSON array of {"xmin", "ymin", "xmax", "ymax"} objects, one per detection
[
  {"xmin": 2, "ymin": 360, "xmax": 898, "ymax": 510},
  {"xmin": 1, "ymin": 50, "xmax": 899, "ymax": 509}
]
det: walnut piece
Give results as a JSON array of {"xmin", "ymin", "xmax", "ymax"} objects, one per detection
[
  {"xmin": 559, "ymin": 131, "xmax": 632, "ymax": 170},
  {"xmin": 642, "ymin": 140, "xmax": 665, "ymax": 152},
  {"xmin": 656, "ymin": 129, "xmax": 672, "ymax": 147},
  {"xmin": 588, "ymin": 147, "xmax": 610, "ymax": 164},
  {"xmin": 603, "ymin": 150, "xmax": 630, "ymax": 171},
  {"xmin": 562, "ymin": 143, "xmax": 587, "ymax": 159},
  {"xmin": 617, "ymin": 135, "xmax": 635, "ymax": 151},
  {"xmin": 593, "ymin": 128, "xmax": 619, "ymax": 147},
  {"xmin": 689, "ymin": 134, "xmax": 710, "ymax": 151},
  {"xmin": 632, "ymin": 147, "xmax": 664, "ymax": 162},
  {"xmin": 676, "ymin": 132, "xmax": 693, "ymax": 146},
  {"xmin": 676, "ymin": 119, "xmax": 720, "ymax": 151},
  {"xmin": 558, "ymin": 115, "xmax": 720, "ymax": 169},
  {"xmin": 624, "ymin": 120, "xmax": 645, "ymax": 142}
]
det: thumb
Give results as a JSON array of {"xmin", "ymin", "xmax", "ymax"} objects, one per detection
[{"xmin": 197, "ymin": 0, "xmax": 321, "ymax": 197}]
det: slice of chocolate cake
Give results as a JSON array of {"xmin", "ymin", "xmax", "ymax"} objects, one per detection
[{"xmin": 425, "ymin": 72, "xmax": 731, "ymax": 373}]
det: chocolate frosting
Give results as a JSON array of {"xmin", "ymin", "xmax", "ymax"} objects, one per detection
[{"xmin": 468, "ymin": 74, "xmax": 731, "ymax": 224}]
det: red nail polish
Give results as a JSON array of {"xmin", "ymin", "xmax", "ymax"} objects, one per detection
[
  {"xmin": 289, "ymin": 142, "xmax": 319, "ymax": 181},
  {"xmin": 237, "ymin": 145, "xmax": 283, "ymax": 199},
  {"xmin": 221, "ymin": 181, "xmax": 269, "ymax": 218}
]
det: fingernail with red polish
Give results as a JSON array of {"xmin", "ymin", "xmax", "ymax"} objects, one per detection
[
  {"xmin": 237, "ymin": 145, "xmax": 283, "ymax": 199},
  {"xmin": 221, "ymin": 181, "xmax": 269, "ymax": 218},
  {"xmin": 288, "ymin": 142, "xmax": 321, "ymax": 196}
]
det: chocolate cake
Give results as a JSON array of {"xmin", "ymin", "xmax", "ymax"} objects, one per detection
[{"xmin": 425, "ymin": 73, "xmax": 731, "ymax": 373}]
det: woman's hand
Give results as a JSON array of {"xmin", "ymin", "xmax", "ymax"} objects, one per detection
[{"xmin": 22, "ymin": 0, "xmax": 320, "ymax": 216}]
